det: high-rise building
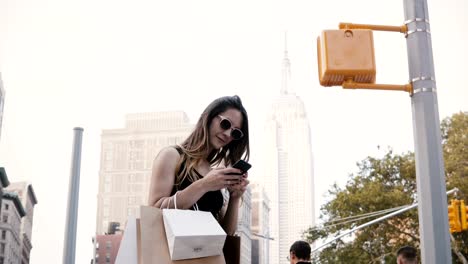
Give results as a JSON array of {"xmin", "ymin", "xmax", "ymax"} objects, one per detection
[
  {"xmin": 96, "ymin": 111, "xmax": 193, "ymax": 235},
  {"xmin": 0, "ymin": 73, "xmax": 5, "ymax": 141},
  {"xmin": 0, "ymin": 192, "xmax": 26, "ymax": 264},
  {"xmin": 6, "ymin": 182, "xmax": 38, "ymax": 264},
  {"xmin": 250, "ymin": 183, "xmax": 270, "ymax": 264},
  {"xmin": 261, "ymin": 41, "xmax": 315, "ymax": 264}
]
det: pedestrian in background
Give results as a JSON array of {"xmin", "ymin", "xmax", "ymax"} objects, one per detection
[
  {"xmin": 287, "ymin": 240, "xmax": 312, "ymax": 264},
  {"xmin": 396, "ymin": 245, "xmax": 418, "ymax": 264}
]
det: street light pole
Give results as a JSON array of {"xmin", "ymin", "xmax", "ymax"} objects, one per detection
[
  {"xmin": 63, "ymin": 127, "xmax": 84, "ymax": 264},
  {"xmin": 404, "ymin": 0, "xmax": 452, "ymax": 262}
]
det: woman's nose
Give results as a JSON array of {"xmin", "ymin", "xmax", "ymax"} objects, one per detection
[{"xmin": 223, "ymin": 129, "xmax": 232, "ymax": 138}]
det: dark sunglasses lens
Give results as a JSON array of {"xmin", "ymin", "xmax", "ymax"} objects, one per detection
[
  {"xmin": 220, "ymin": 118, "xmax": 231, "ymax": 130},
  {"xmin": 231, "ymin": 129, "xmax": 243, "ymax": 140}
]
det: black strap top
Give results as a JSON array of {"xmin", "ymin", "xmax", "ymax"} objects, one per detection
[{"xmin": 170, "ymin": 146, "xmax": 224, "ymax": 219}]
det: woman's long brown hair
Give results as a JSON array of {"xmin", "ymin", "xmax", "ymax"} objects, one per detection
[{"xmin": 174, "ymin": 95, "xmax": 250, "ymax": 186}]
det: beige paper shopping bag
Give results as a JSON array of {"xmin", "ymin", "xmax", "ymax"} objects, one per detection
[{"xmin": 139, "ymin": 206, "xmax": 226, "ymax": 264}]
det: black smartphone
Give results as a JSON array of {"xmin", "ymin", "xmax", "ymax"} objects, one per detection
[{"xmin": 229, "ymin": 160, "xmax": 252, "ymax": 175}]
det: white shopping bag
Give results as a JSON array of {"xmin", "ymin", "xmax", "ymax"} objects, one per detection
[{"xmin": 162, "ymin": 192, "xmax": 227, "ymax": 260}]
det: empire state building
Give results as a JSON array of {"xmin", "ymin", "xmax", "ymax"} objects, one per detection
[{"xmin": 260, "ymin": 41, "xmax": 315, "ymax": 264}]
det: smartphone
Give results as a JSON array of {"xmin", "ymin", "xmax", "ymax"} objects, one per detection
[{"xmin": 229, "ymin": 160, "xmax": 252, "ymax": 175}]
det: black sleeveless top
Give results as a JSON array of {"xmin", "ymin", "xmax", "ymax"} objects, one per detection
[{"xmin": 170, "ymin": 146, "xmax": 224, "ymax": 219}]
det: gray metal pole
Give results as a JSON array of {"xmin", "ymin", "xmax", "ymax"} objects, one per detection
[
  {"xmin": 404, "ymin": 0, "xmax": 452, "ymax": 263},
  {"xmin": 63, "ymin": 127, "xmax": 84, "ymax": 264}
]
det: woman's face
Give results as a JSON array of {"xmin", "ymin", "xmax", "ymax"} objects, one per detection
[{"xmin": 208, "ymin": 108, "xmax": 243, "ymax": 150}]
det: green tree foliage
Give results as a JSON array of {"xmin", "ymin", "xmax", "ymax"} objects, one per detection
[
  {"xmin": 306, "ymin": 112, "xmax": 467, "ymax": 263},
  {"xmin": 443, "ymin": 112, "xmax": 468, "ymax": 261}
]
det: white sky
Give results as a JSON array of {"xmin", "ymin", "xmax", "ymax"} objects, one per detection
[{"xmin": 0, "ymin": 0, "xmax": 466, "ymax": 263}]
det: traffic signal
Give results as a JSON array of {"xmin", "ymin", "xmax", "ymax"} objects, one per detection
[
  {"xmin": 448, "ymin": 199, "xmax": 461, "ymax": 233},
  {"xmin": 461, "ymin": 200, "xmax": 468, "ymax": 231},
  {"xmin": 317, "ymin": 29, "xmax": 376, "ymax": 86}
]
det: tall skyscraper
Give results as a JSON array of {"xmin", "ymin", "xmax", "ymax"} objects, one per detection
[
  {"xmin": 261, "ymin": 40, "xmax": 315, "ymax": 264},
  {"xmin": 96, "ymin": 111, "xmax": 193, "ymax": 234}
]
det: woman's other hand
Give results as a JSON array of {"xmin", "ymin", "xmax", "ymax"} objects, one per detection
[{"xmin": 227, "ymin": 172, "xmax": 249, "ymax": 200}]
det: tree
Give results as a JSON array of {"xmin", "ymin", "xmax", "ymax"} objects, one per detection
[
  {"xmin": 306, "ymin": 112, "xmax": 467, "ymax": 263},
  {"xmin": 443, "ymin": 112, "xmax": 468, "ymax": 261}
]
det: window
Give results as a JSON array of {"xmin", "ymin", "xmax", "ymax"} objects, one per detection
[
  {"xmin": 1, "ymin": 231, "xmax": 5, "ymax": 240},
  {"xmin": 0, "ymin": 243, "xmax": 4, "ymax": 254},
  {"xmin": 0, "ymin": 256, "xmax": 4, "ymax": 264},
  {"xmin": 3, "ymin": 205, "xmax": 8, "ymax": 211},
  {"xmin": 106, "ymin": 253, "xmax": 111, "ymax": 263},
  {"xmin": 1, "ymin": 216, "xmax": 6, "ymax": 223},
  {"xmin": 106, "ymin": 241, "xmax": 111, "ymax": 250}
]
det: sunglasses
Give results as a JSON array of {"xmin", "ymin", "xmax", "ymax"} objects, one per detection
[{"xmin": 218, "ymin": 115, "xmax": 244, "ymax": 140}]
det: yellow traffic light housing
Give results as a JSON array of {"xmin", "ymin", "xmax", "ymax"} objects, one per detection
[
  {"xmin": 317, "ymin": 29, "xmax": 376, "ymax": 86},
  {"xmin": 448, "ymin": 199, "xmax": 462, "ymax": 233},
  {"xmin": 317, "ymin": 22, "xmax": 412, "ymax": 94},
  {"xmin": 461, "ymin": 200, "xmax": 468, "ymax": 231}
]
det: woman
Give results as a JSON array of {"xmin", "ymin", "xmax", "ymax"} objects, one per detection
[{"xmin": 148, "ymin": 95, "xmax": 250, "ymax": 235}]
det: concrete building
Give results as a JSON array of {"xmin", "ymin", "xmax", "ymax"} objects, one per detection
[
  {"xmin": 0, "ymin": 192, "xmax": 26, "ymax": 264},
  {"xmin": 261, "ymin": 44, "xmax": 315, "ymax": 264},
  {"xmin": 5, "ymin": 182, "xmax": 38, "ymax": 264},
  {"xmin": 250, "ymin": 183, "xmax": 270, "ymax": 264},
  {"xmin": 95, "ymin": 111, "xmax": 193, "ymax": 235},
  {"xmin": 92, "ymin": 234, "xmax": 122, "ymax": 264}
]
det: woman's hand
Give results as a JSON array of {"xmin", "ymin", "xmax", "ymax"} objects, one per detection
[
  {"xmin": 200, "ymin": 167, "xmax": 244, "ymax": 192},
  {"xmin": 227, "ymin": 172, "xmax": 250, "ymax": 200}
]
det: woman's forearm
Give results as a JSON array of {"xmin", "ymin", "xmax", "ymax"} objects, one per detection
[
  {"xmin": 156, "ymin": 180, "xmax": 207, "ymax": 209},
  {"xmin": 221, "ymin": 197, "xmax": 241, "ymax": 235}
]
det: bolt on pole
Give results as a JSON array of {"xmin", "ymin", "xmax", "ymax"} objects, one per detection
[{"xmin": 404, "ymin": 0, "xmax": 452, "ymax": 263}]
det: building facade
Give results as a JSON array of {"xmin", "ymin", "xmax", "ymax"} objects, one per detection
[
  {"xmin": 250, "ymin": 183, "xmax": 270, "ymax": 264},
  {"xmin": 5, "ymin": 182, "xmax": 37, "ymax": 264},
  {"xmin": 261, "ymin": 45, "xmax": 315, "ymax": 264},
  {"xmin": 0, "ymin": 192, "xmax": 26, "ymax": 264},
  {"xmin": 92, "ymin": 234, "xmax": 122, "ymax": 264}
]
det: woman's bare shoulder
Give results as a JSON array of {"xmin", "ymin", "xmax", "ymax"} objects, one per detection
[{"xmin": 154, "ymin": 146, "xmax": 181, "ymax": 165}]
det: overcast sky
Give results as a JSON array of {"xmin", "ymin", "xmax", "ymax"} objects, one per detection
[{"xmin": 0, "ymin": 0, "xmax": 467, "ymax": 263}]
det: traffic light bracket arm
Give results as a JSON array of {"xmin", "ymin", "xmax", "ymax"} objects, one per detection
[
  {"xmin": 342, "ymin": 79, "xmax": 413, "ymax": 94},
  {"xmin": 337, "ymin": 22, "xmax": 411, "ymax": 94},
  {"xmin": 339, "ymin": 22, "xmax": 408, "ymax": 34}
]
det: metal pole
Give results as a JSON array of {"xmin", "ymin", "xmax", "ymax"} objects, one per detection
[
  {"xmin": 63, "ymin": 127, "xmax": 84, "ymax": 264},
  {"xmin": 312, "ymin": 188, "xmax": 458, "ymax": 253},
  {"xmin": 404, "ymin": 0, "xmax": 452, "ymax": 263}
]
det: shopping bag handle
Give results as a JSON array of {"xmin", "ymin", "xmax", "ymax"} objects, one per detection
[{"xmin": 168, "ymin": 191, "xmax": 199, "ymax": 210}]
